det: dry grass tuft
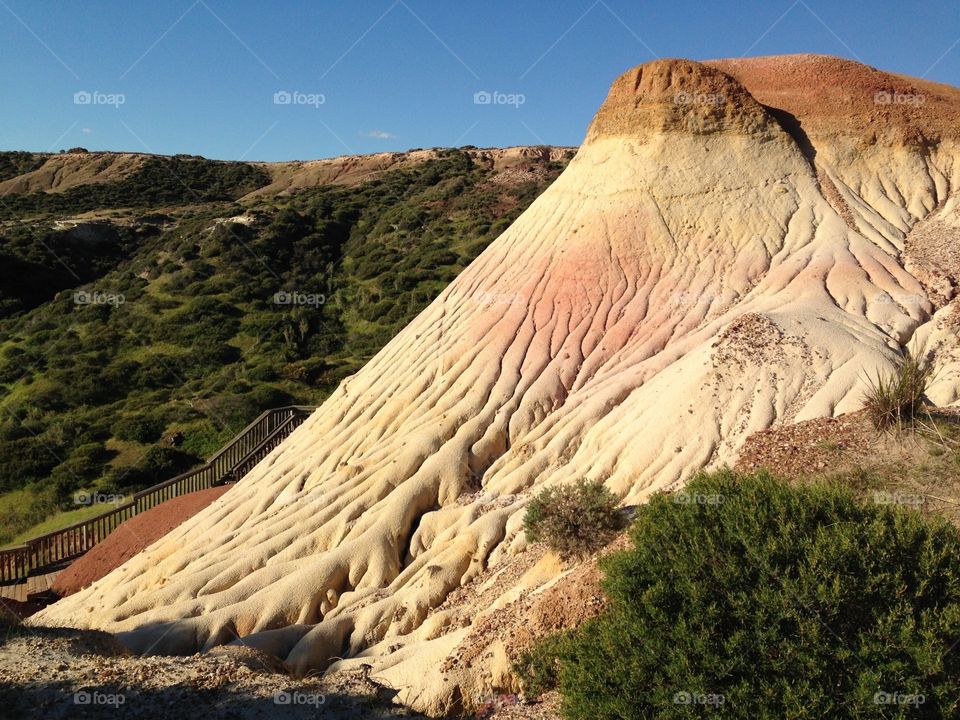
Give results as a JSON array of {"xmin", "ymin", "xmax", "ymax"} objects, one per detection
[{"xmin": 863, "ymin": 341, "xmax": 935, "ymax": 432}]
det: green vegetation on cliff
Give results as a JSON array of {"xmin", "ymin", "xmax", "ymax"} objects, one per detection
[
  {"xmin": 518, "ymin": 471, "xmax": 960, "ymax": 719},
  {"xmin": 0, "ymin": 148, "xmax": 569, "ymax": 543}
]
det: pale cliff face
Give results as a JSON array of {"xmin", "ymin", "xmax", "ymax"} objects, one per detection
[{"xmin": 32, "ymin": 55, "xmax": 960, "ymax": 715}]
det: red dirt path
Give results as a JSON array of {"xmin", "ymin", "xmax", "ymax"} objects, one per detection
[{"xmin": 52, "ymin": 485, "xmax": 232, "ymax": 597}]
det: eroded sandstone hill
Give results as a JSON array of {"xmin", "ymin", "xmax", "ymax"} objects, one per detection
[{"xmin": 32, "ymin": 55, "xmax": 960, "ymax": 714}]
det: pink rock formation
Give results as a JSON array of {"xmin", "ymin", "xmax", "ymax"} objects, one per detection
[{"xmin": 32, "ymin": 55, "xmax": 960, "ymax": 715}]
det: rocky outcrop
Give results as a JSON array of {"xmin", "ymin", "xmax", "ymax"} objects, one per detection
[
  {"xmin": 244, "ymin": 146, "xmax": 575, "ymax": 198},
  {"xmin": 32, "ymin": 55, "xmax": 960, "ymax": 715}
]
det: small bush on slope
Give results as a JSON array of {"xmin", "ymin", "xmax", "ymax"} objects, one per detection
[
  {"xmin": 517, "ymin": 470, "xmax": 960, "ymax": 719},
  {"xmin": 524, "ymin": 479, "xmax": 622, "ymax": 559},
  {"xmin": 112, "ymin": 414, "xmax": 165, "ymax": 443},
  {"xmin": 864, "ymin": 343, "xmax": 935, "ymax": 431}
]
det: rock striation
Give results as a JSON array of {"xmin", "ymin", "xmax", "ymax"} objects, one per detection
[{"xmin": 32, "ymin": 55, "xmax": 960, "ymax": 715}]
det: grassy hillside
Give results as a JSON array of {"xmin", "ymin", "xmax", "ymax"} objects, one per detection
[
  {"xmin": 0, "ymin": 148, "xmax": 571, "ymax": 544},
  {"xmin": 0, "ymin": 154, "xmax": 269, "ymax": 219}
]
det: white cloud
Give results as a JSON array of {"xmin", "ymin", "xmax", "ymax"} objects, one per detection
[
  {"xmin": 81, "ymin": 127, "xmax": 93, "ymax": 134},
  {"xmin": 363, "ymin": 130, "xmax": 396, "ymax": 139}
]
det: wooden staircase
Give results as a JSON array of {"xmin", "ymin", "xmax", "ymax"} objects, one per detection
[
  {"xmin": 1, "ymin": 570, "xmax": 59, "ymax": 603},
  {"xmin": 0, "ymin": 405, "xmax": 314, "ymax": 600}
]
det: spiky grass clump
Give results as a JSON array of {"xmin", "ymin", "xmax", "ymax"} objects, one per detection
[{"xmin": 864, "ymin": 343, "xmax": 934, "ymax": 431}]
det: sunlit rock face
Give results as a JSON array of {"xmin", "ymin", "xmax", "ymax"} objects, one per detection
[{"xmin": 33, "ymin": 55, "xmax": 960, "ymax": 716}]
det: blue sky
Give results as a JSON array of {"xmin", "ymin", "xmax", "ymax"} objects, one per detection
[{"xmin": 1, "ymin": 0, "xmax": 958, "ymax": 161}]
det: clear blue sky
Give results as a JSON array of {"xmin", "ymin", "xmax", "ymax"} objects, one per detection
[{"xmin": 2, "ymin": 0, "xmax": 958, "ymax": 161}]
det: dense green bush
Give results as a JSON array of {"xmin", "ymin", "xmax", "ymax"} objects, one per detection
[
  {"xmin": 0, "ymin": 217, "xmax": 158, "ymax": 318},
  {"xmin": 0, "ymin": 151, "xmax": 45, "ymax": 182},
  {"xmin": 113, "ymin": 414, "xmax": 166, "ymax": 443},
  {"xmin": 175, "ymin": 420, "xmax": 232, "ymax": 460},
  {"xmin": 0, "ymin": 438, "xmax": 61, "ymax": 493},
  {"xmin": 523, "ymin": 479, "xmax": 622, "ymax": 559},
  {"xmin": 109, "ymin": 446, "xmax": 199, "ymax": 489},
  {"xmin": 518, "ymin": 471, "xmax": 960, "ymax": 719}
]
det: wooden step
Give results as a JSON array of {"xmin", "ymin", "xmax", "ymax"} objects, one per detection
[
  {"xmin": 25, "ymin": 570, "xmax": 58, "ymax": 599},
  {"xmin": 1, "ymin": 570, "xmax": 60, "ymax": 604},
  {"xmin": 0, "ymin": 581, "xmax": 27, "ymax": 603}
]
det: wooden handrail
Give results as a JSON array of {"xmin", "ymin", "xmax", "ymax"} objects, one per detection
[{"xmin": 0, "ymin": 405, "xmax": 314, "ymax": 585}]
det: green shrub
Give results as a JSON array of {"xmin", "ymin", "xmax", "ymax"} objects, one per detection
[
  {"xmin": 522, "ymin": 471, "xmax": 960, "ymax": 719},
  {"xmin": 49, "ymin": 442, "xmax": 111, "ymax": 502},
  {"xmin": 139, "ymin": 446, "xmax": 197, "ymax": 477},
  {"xmin": 0, "ymin": 438, "xmax": 60, "ymax": 493},
  {"xmin": 113, "ymin": 414, "xmax": 166, "ymax": 443},
  {"xmin": 0, "ymin": 151, "xmax": 45, "ymax": 183},
  {"xmin": 109, "ymin": 446, "xmax": 199, "ymax": 489},
  {"xmin": 175, "ymin": 420, "xmax": 231, "ymax": 460},
  {"xmin": 864, "ymin": 343, "xmax": 934, "ymax": 431},
  {"xmin": 523, "ymin": 479, "xmax": 622, "ymax": 559},
  {"xmin": 514, "ymin": 629, "xmax": 575, "ymax": 699}
]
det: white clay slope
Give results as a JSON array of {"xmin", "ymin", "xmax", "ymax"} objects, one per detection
[{"xmin": 32, "ymin": 56, "xmax": 960, "ymax": 714}]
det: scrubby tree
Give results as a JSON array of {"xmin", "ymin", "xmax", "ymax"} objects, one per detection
[
  {"xmin": 518, "ymin": 471, "xmax": 960, "ymax": 719},
  {"xmin": 523, "ymin": 479, "xmax": 622, "ymax": 559}
]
